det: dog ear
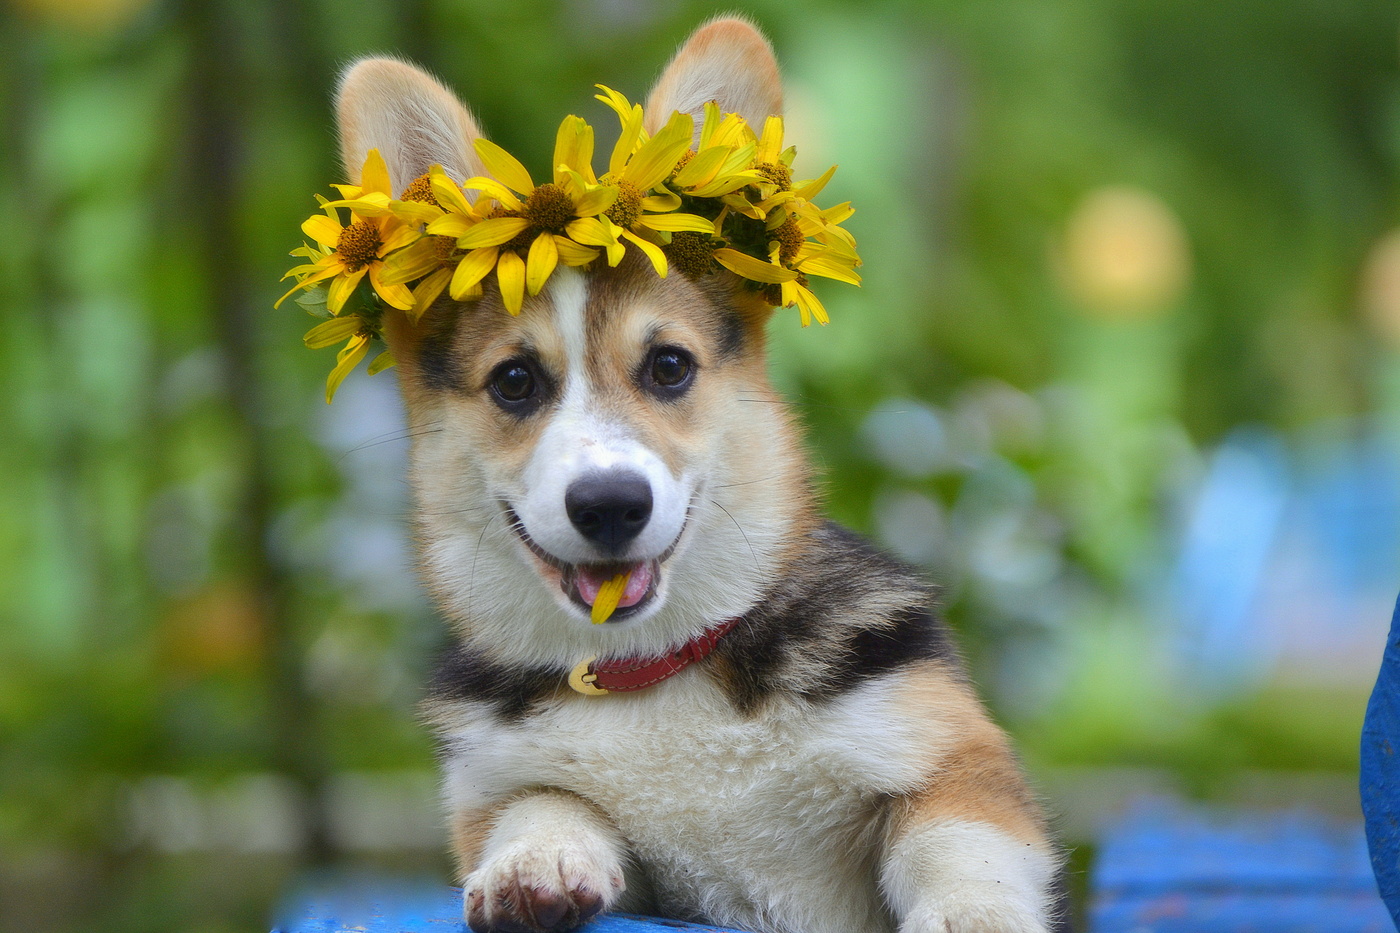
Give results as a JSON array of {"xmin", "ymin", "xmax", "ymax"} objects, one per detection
[
  {"xmin": 644, "ymin": 16, "xmax": 782, "ymax": 141},
  {"xmin": 335, "ymin": 57, "xmax": 486, "ymax": 193},
  {"xmin": 334, "ymin": 59, "xmax": 487, "ymax": 373}
]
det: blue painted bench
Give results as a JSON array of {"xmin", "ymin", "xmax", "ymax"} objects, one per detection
[{"xmin": 275, "ymin": 595, "xmax": 1400, "ymax": 933}]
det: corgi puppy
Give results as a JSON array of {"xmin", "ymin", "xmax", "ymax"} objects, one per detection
[{"xmin": 331, "ymin": 16, "xmax": 1059, "ymax": 933}]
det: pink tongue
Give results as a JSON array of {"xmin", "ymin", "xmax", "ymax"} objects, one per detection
[{"xmin": 576, "ymin": 562, "xmax": 653, "ymax": 608}]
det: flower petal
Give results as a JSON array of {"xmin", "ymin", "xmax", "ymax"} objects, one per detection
[
  {"xmin": 301, "ymin": 214, "xmax": 343, "ymax": 249},
  {"xmin": 326, "ymin": 267, "xmax": 368, "ymax": 312},
  {"xmin": 456, "ymin": 216, "xmax": 530, "ymax": 249},
  {"xmin": 642, "ymin": 187, "xmax": 682, "ymax": 212},
  {"xmin": 410, "ymin": 268, "xmax": 453, "ymax": 320},
  {"xmin": 378, "ymin": 222, "xmax": 421, "ymax": 256},
  {"xmin": 525, "ymin": 229, "xmax": 559, "ymax": 296},
  {"xmin": 274, "ymin": 262, "xmax": 340, "ymax": 308},
  {"xmin": 553, "ymin": 235, "xmax": 600, "ymax": 267},
  {"xmin": 360, "ymin": 148, "xmax": 393, "ymax": 196},
  {"xmin": 717, "ymin": 142, "xmax": 758, "ymax": 178},
  {"xmin": 622, "ymin": 110, "xmax": 693, "ymax": 190},
  {"xmin": 450, "ymin": 246, "xmax": 499, "ymax": 300},
  {"xmin": 460, "ymin": 176, "xmax": 523, "ymax": 210},
  {"xmin": 553, "ymin": 115, "xmax": 596, "ymax": 186},
  {"xmin": 473, "ymin": 138, "xmax": 535, "ymax": 195},
  {"xmin": 321, "ymin": 193, "xmax": 393, "ymax": 216},
  {"xmin": 673, "ymin": 145, "xmax": 727, "ymax": 188},
  {"xmin": 699, "ymin": 101, "xmax": 722, "ymax": 149},
  {"xmin": 388, "ymin": 199, "xmax": 444, "ymax": 225},
  {"xmin": 425, "ymin": 215, "xmax": 476, "ymax": 239},
  {"xmin": 325, "ymin": 334, "xmax": 370, "ymax": 403},
  {"xmin": 379, "ymin": 239, "xmax": 441, "ymax": 285},
  {"xmin": 793, "ymin": 164, "xmax": 837, "ymax": 200},
  {"xmin": 303, "ymin": 315, "xmax": 364, "ymax": 349},
  {"xmin": 688, "ymin": 170, "xmax": 765, "ymax": 198},
  {"xmin": 622, "ymin": 230, "xmax": 667, "ymax": 278},
  {"xmin": 431, "ymin": 165, "xmax": 476, "ymax": 215},
  {"xmin": 593, "ymin": 84, "xmax": 636, "ymax": 126},
  {"xmin": 793, "ymin": 282, "xmax": 830, "ymax": 326},
  {"xmin": 755, "ymin": 116, "xmax": 785, "ymax": 164},
  {"xmin": 367, "ymin": 348, "xmax": 397, "ymax": 376},
  {"xmin": 564, "ymin": 216, "xmax": 618, "ymax": 247},
  {"xmin": 797, "ymin": 253, "xmax": 863, "ymax": 286},
  {"xmin": 572, "ymin": 185, "xmax": 619, "ymax": 218},
  {"xmin": 368, "ymin": 264, "xmax": 416, "ymax": 310},
  {"xmin": 640, "ymin": 212, "xmax": 716, "ymax": 233},
  {"xmin": 713, "ymin": 248, "xmax": 798, "ymax": 283},
  {"xmin": 822, "ymin": 201, "xmax": 855, "ymax": 225},
  {"xmin": 609, "ymin": 102, "xmax": 644, "ymax": 177},
  {"xmin": 496, "ymin": 249, "xmax": 526, "ymax": 314}
]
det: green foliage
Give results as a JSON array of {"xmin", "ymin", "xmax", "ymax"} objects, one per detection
[{"xmin": 1, "ymin": 0, "xmax": 1395, "ymax": 930}]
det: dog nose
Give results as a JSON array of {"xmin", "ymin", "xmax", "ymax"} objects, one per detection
[{"xmin": 565, "ymin": 471, "xmax": 653, "ymax": 551}]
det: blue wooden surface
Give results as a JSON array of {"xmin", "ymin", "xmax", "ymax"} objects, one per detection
[
  {"xmin": 279, "ymin": 799, "xmax": 1394, "ymax": 933},
  {"xmin": 273, "ymin": 874, "xmax": 749, "ymax": 933},
  {"xmin": 1363, "ymin": 592, "xmax": 1400, "ymax": 929},
  {"xmin": 1091, "ymin": 799, "xmax": 1392, "ymax": 932}
]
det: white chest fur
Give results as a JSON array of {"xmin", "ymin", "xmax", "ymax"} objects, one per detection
[{"xmin": 441, "ymin": 670, "xmax": 949, "ymax": 933}]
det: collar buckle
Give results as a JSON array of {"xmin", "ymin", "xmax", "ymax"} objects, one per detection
[{"xmin": 568, "ymin": 656, "xmax": 610, "ymax": 696}]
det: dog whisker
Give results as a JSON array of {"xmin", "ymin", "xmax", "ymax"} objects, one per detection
[
  {"xmin": 713, "ymin": 475, "xmax": 782, "ymax": 490},
  {"xmin": 708, "ymin": 497, "xmax": 758, "ymax": 568},
  {"xmin": 337, "ymin": 424, "xmax": 445, "ymax": 462},
  {"xmin": 419, "ymin": 504, "xmax": 490, "ymax": 517},
  {"xmin": 735, "ymin": 397, "xmax": 873, "ymax": 413},
  {"xmin": 466, "ymin": 513, "xmax": 497, "ymax": 613}
]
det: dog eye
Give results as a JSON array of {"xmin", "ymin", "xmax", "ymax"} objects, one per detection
[
  {"xmin": 646, "ymin": 347, "xmax": 694, "ymax": 394},
  {"xmin": 490, "ymin": 362, "xmax": 537, "ymax": 404}
]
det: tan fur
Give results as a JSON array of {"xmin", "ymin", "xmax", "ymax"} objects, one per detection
[
  {"xmin": 450, "ymin": 802, "xmax": 499, "ymax": 877},
  {"xmin": 886, "ymin": 664, "xmax": 1048, "ymax": 846},
  {"xmin": 644, "ymin": 16, "xmax": 783, "ymax": 142},
  {"xmin": 329, "ymin": 18, "xmax": 1057, "ymax": 933},
  {"xmin": 337, "ymin": 57, "xmax": 487, "ymax": 194}
]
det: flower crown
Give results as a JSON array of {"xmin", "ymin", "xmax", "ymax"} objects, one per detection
[{"xmin": 278, "ymin": 86, "xmax": 862, "ymax": 402}]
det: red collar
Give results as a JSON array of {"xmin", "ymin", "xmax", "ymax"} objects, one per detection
[{"xmin": 567, "ymin": 618, "xmax": 740, "ymax": 696}]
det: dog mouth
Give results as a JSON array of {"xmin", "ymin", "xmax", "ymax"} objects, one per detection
[{"xmin": 502, "ymin": 505, "xmax": 672, "ymax": 622}]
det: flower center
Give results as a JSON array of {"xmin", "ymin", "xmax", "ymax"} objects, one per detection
[
  {"xmin": 754, "ymin": 161, "xmax": 792, "ymax": 191},
  {"xmin": 602, "ymin": 177, "xmax": 644, "ymax": 230},
  {"xmin": 521, "ymin": 183, "xmax": 575, "ymax": 233},
  {"xmin": 664, "ymin": 231, "xmax": 719, "ymax": 278},
  {"xmin": 336, "ymin": 219, "xmax": 382, "ymax": 272},
  {"xmin": 431, "ymin": 234, "xmax": 460, "ymax": 267},
  {"xmin": 488, "ymin": 207, "xmax": 536, "ymax": 254},
  {"xmin": 399, "ymin": 173, "xmax": 439, "ymax": 205},
  {"xmin": 771, "ymin": 216, "xmax": 804, "ymax": 265}
]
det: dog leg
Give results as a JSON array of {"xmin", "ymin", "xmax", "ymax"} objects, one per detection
[
  {"xmin": 456, "ymin": 789, "xmax": 630, "ymax": 933},
  {"xmin": 879, "ymin": 735, "xmax": 1059, "ymax": 933}
]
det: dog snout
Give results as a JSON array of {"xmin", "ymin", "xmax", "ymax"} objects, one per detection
[{"xmin": 565, "ymin": 470, "xmax": 653, "ymax": 552}]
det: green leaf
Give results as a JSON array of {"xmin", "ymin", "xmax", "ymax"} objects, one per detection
[{"xmin": 295, "ymin": 284, "xmax": 331, "ymax": 319}]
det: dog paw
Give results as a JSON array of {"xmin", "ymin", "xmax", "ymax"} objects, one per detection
[
  {"xmin": 899, "ymin": 892, "xmax": 1047, "ymax": 933},
  {"xmin": 463, "ymin": 841, "xmax": 625, "ymax": 933}
]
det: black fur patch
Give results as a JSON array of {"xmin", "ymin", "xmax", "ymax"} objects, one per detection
[
  {"xmin": 717, "ymin": 522, "xmax": 956, "ymax": 713},
  {"xmin": 716, "ymin": 309, "xmax": 745, "ymax": 361},
  {"xmin": 427, "ymin": 641, "xmax": 560, "ymax": 721},
  {"xmin": 414, "ymin": 304, "xmax": 465, "ymax": 393}
]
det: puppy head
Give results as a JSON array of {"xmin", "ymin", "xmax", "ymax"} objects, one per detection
[{"xmin": 333, "ymin": 19, "xmax": 816, "ymax": 666}]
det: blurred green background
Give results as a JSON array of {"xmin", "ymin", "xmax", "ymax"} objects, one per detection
[{"xmin": 3, "ymin": 0, "xmax": 1399, "ymax": 930}]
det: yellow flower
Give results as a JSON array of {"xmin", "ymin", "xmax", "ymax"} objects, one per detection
[
  {"xmin": 421, "ymin": 120, "xmax": 632, "ymax": 314},
  {"xmin": 590, "ymin": 87, "xmax": 717, "ymax": 275},
  {"xmin": 277, "ymin": 150, "xmax": 418, "ymax": 314},
  {"xmin": 301, "ymin": 314, "xmax": 396, "ymax": 403},
  {"xmin": 377, "ymin": 165, "xmax": 488, "ymax": 319},
  {"xmin": 281, "ymin": 84, "xmax": 866, "ymax": 407}
]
